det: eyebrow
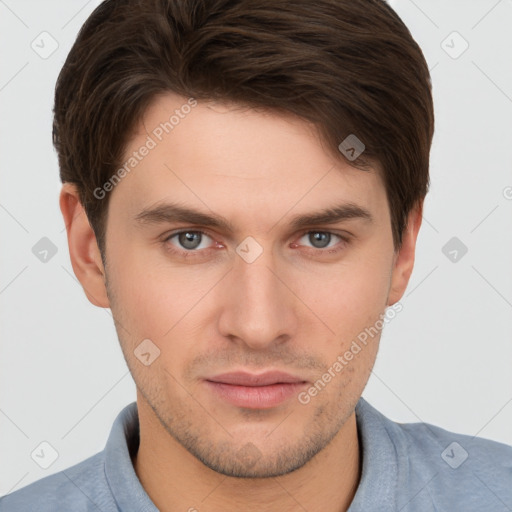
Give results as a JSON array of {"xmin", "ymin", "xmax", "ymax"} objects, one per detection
[{"xmin": 134, "ymin": 201, "xmax": 373, "ymax": 232}]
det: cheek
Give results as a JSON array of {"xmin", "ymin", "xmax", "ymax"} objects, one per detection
[
  {"xmin": 107, "ymin": 243, "xmax": 219, "ymax": 347},
  {"xmin": 105, "ymin": 240, "xmax": 167, "ymax": 337},
  {"xmin": 294, "ymin": 255, "xmax": 392, "ymax": 338}
]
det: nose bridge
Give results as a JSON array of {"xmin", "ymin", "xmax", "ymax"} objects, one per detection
[{"xmin": 218, "ymin": 237, "xmax": 297, "ymax": 348}]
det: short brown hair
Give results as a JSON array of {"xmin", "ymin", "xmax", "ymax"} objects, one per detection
[{"xmin": 53, "ymin": 0, "xmax": 434, "ymax": 255}]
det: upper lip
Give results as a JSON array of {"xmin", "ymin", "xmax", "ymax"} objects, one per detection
[{"xmin": 206, "ymin": 371, "xmax": 307, "ymax": 387}]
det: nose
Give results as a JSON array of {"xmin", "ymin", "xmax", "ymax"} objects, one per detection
[{"xmin": 217, "ymin": 241, "xmax": 299, "ymax": 350}]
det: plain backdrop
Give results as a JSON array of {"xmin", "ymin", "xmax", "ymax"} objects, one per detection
[{"xmin": 1, "ymin": 0, "xmax": 511, "ymax": 496}]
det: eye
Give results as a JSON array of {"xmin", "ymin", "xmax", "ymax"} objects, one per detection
[
  {"xmin": 164, "ymin": 230, "xmax": 215, "ymax": 253},
  {"xmin": 297, "ymin": 231, "xmax": 342, "ymax": 249},
  {"xmin": 293, "ymin": 230, "xmax": 349, "ymax": 256}
]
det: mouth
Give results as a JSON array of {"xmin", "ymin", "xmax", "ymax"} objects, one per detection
[{"xmin": 204, "ymin": 371, "xmax": 308, "ymax": 409}]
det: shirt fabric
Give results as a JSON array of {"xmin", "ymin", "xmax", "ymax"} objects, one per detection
[{"xmin": 1, "ymin": 397, "xmax": 511, "ymax": 511}]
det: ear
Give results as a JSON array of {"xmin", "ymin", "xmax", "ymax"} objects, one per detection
[
  {"xmin": 387, "ymin": 200, "xmax": 424, "ymax": 306},
  {"xmin": 59, "ymin": 183, "xmax": 110, "ymax": 308}
]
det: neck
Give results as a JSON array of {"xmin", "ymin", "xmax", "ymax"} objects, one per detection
[{"xmin": 132, "ymin": 396, "xmax": 362, "ymax": 512}]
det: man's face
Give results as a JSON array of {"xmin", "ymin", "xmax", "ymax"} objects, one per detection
[{"xmin": 100, "ymin": 93, "xmax": 401, "ymax": 478}]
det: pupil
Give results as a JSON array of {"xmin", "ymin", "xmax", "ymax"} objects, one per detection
[
  {"xmin": 311, "ymin": 232, "xmax": 330, "ymax": 248},
  {"xmin": 180, "ymin": 232, "xmax": 200, "ymax": 249}
]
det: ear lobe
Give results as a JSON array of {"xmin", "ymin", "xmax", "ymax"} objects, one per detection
[
  {"xmin": 59, "ymin": 183, "xmax": 110, "ymax": 308},
  {"xmin": 387, "ymin": 200, "xmax": 424, "ymax": 306}
]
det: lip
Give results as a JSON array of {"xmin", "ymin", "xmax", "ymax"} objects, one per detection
[
  {"xmin": 206, "ymin": 370, "xmax": 307, "ymax": 386},
  {"xmin": 204, "ymin": 371, "xmax": 308, "ymax": 409}
]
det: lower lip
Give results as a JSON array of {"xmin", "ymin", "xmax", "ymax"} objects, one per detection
[{"xmin": 205, "ymin": 381, "xmax": 308, "ymax": 409}]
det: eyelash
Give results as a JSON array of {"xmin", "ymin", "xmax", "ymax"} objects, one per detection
[{"xmin": 161, "ymin": 229, "xmax": 351, "ymax": 260}]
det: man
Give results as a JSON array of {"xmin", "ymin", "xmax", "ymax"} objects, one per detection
[{"xmin": 1, "ymin": 0, "xmax": 511, "ymax": 510}]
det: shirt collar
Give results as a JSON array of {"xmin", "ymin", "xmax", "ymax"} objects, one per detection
[
  {"xmin": 104, "ymin": 402, "xmax": 158, "ymax": 511},
  {"xmin": 348, "ymin": 396, "xmax": 398, "ymax": 511},
  {"xmin": 104, "ymin": 396, "xmax": 398, "ymax": 511}
]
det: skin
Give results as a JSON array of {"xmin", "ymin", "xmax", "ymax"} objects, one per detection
[{"xmin": 60, "ymin": 92, "xmax": 422, "ymax": 512}]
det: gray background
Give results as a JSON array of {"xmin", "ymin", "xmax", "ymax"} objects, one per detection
[{"xmin": 1, "ymin": 0, "xmax": 511, "ymax": 496}]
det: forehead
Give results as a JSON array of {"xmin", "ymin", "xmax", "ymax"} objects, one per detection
[{"xmin": 109, "ymin": 93, "xmax": 387, "ymax": 230}]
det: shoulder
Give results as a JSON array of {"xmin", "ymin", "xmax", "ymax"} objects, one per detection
[
  {"xmin": 354, "ymin": 398, "xmax": 512, "ymax": 512},
  {"xmin": 0, "ymin": 451, "xmax": 118, "ymax": 512},
  {"xmin": 400, "ymin": 420, "xmax": 512, "ymax": 510},
  {"xmin": 357, "ymin": 398, "xmax": 512, "ymax": 511},
  {"xmin": 398, "ymin": 415, "xmax": 512, "ymax": 463}
]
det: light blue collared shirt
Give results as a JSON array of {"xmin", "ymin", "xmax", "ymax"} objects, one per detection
[{"xmin": 1, "ymin": 397, "xmax": 511, "ymax": 511}]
